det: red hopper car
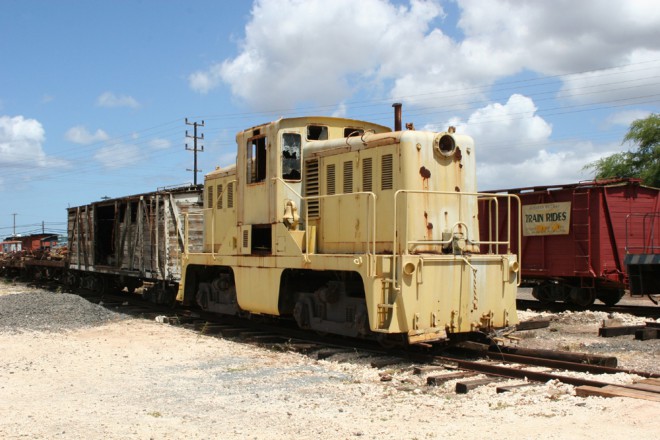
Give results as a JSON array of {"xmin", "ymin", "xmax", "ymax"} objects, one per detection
[{"xmin": 480, "ymin": 178, "xmax": 659, "ymax": 306}]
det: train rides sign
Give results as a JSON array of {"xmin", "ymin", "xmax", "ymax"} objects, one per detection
[{"xmin": 522, "ymin": 201, "xmax": 571, "ymax": 236}]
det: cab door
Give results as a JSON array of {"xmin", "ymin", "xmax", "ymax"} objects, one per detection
[{"xmin": 238, "ymin": 133, "xmax": 273, "ymax": 253}]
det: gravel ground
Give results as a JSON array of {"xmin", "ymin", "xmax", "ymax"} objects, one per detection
[
  {"xmin": 0, "ymin": 289, "xmax": 127, "ymax": 333},
  {"xmin": 0, "ymin": 281, "xmax": 659, "ymax": 440}
]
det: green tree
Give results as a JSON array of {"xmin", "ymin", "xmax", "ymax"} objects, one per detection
[{"xmin": 585, "ymin": 113, "xmax": 660, "ymax": 187}]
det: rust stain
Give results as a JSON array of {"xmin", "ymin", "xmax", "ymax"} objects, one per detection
[
  {"xmin": 424, "ymin": 211, "xmax": 434, "ymax": 240},
  {"xmin": 455, "ymin": 146, "xmax": 463, "ymax": 169}
]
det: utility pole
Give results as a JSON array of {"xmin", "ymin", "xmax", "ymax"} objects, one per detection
[
  {"xmin": 185, "ymin": 118, "xmax": 205, "ymax": 186},
  {"xmin": 12, "ymin": 213, "xmax": 17, "ymax": 236}
]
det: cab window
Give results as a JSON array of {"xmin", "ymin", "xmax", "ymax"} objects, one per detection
[
  {"xmin": 282, "ymin": 133, "xmax": 301, "ymax": 180},
  {"xmin": 307, "ymin": 125, "xmax": 328, "ymax": 140},
  {"xmin": 247, "ymin": 136, "xmax": 267, "ymax": 183}
]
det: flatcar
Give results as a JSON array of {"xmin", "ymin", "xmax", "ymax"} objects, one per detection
[
  {"xmin": 177, "ymin": 106, "xmax": 521, "ymax": 345},
  {"xmin": 481, "ymin": 179, "xmax": 659, "ymax": 306}
]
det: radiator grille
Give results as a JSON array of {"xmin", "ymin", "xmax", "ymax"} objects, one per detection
[
  {"xmin": 362, "ymin": 157, "xmax": 373, "ymax": 192},
  {"xmin": 343, "ymin": 161, "xmax": 353, "ymax": 194},
  {"xmin": 304, "ymin": 159, "xmax": 320, "ymax": 218},
  {"xmin": 327, "ymin": 164, "xmax": 336, "ymax": 195},
  {"xmin": 207, "ymin": 185, "xmax": 214, "ymax": 209},
  {"xmin": 227, "ymin": 182, "xmax": 234, "ymax": 208},
  {"xmin": 381, "ymin": 154, "xmax": 393, "ymax": 190}
]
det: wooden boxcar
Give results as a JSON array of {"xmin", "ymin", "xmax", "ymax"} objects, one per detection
[
  {"xmin": 67, "ymin": 185, "xmax": 204, "ymax": 302},
  {"xmin": 481, "ymin": 179, "xmax": 659, "ymax": 306}
]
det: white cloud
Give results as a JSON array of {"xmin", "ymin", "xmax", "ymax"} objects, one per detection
[
  {"xmin": 149, "ymin": 138, "xmax": 172, "ymax": 150},
  {"xmin": 558, "ymin": 50, "xmax": 660, "ymax": 105},
  {"xmin": 96, "ymin": 92, "xmax": 140, "ymax": 108},
  {"xmin": 189, "ymin": 0, "xmax": 451, "ymax": 108},
  {"xmin": 65, "ymin": 125, "xmax": 109, "ymax": 145},
  {"xmin": 191, "ymin": 0, "xmax": 660, "ymax": 112},
  {"xmin": 189, "ymin": 65, "xmax": 224, "ymax": 94},
  {"xmin": 456, "ymin": 0, "xmax": 660, "ymax": 74},
  {"xmin": 477, "ymin": 148, "xmax": 599, "ymax": 191},
  {"xmin": 432, "ymin": 94, "xmax": 552, "ymax": 164},
  {"xmin": 604, "ymin": 109, "xmax": 652, "ymax": 128},
  {"xmin": 331, "ymin": 103, "xmax": 348, "ymax": 118},
  {"xmin": 94, "ymin": 143, "xmax": 143, "ymax": 169},
  {"xmin": 0, "ymin": 115, "xmax": 48, "ymax": 168},
  {"xmin": 186, "ymin": 0, "xmax": 659, "ymax": 189}
]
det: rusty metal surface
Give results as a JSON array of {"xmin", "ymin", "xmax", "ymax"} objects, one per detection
[{"xmin": 67, "ymin": 185, "xmax": 203, "ymax": 283}]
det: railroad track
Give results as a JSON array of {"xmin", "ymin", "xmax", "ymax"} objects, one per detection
[
  {"xmin": 30, "ymin": 282, "xmax": 660, "ymax": 402},
  {"xmin": 517, "ymin": 298, "xmax": 660, "ymax": 319}
]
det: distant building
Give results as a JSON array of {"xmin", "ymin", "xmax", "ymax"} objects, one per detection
[
  {"xmin": 2, "ymin": 234, "xmax": 59, "ymax": 252},
  {"xmin": 0, "ymin": 240, "xmax": 22, "ymax": 253}
]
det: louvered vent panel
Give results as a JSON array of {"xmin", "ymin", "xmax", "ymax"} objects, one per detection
[
  {"xmin": 216, "ymin": 184, "xmax": 223, "ymax": 209},
  {"xmin": 304, "ymin": 159, "xmax": 320, "ymax": 218},
  {"xmin": 207, "ymin": 185, "xmax": 214, "ymax": 209},
  {"xmin": 381, "ymin": 154, "xmax": 393, "ymax": 190},
  {"xmin": 343, "ymin": 161, "xmax": 353, "ymax": 194},
  {"xmin": 363, "ymin": 157, "xmax": 373, "ymax": 192},
  {"xmin": 327, "ymin": 164, "xmax": 336, "ymax": 195},
  {"xmin": 227, "ymin": 182, "xmax": 234, "ymax": 208}
]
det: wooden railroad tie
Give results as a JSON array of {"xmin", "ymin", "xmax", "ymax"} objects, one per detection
[
  {"xmin": 455, "ymin": 377, "xmax": 503, "ymax": 394},
  {"xmin": 426, "ymin": 371, "xmax": 479, "ymax": 386},
  {"xmin": 496, "ymin": 383, "xmax": 537, "ymax": 393},
  {"xmin": 598, "ymin": 321, "xmax": 660, "ymax": 338},
  {"xmin": 576, "ymin": 378, "xmax": 660, "ymax": 402},
  {"xmin": 635, "ymin": 328, "xmax": 660, "ymax": 341}
]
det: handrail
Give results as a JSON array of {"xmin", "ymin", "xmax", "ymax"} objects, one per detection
[
  {"xmin": 625, "ymin": 212, "xmax": 660, "ymax": 254},
  {"xmin": 391, "ymin": 190, "xmax": 521, "ymax": 291},
  {"xmin": 185, "ymin": 177, "xmax": 378, "ymax": 276},
  {"xmin": 184, "ymin": 180, "xmax": 521, "ymax": 288},
  {"xmin": 272, "ymin": 176, "xmax": 377, "ymax": 273}
]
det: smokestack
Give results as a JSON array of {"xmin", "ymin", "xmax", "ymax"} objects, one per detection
[{"xmin": 392, "ymin": 103, "xmax": 402, "ymax": 132}]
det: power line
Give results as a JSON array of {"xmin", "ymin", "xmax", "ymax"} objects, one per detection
[{"xmin": 0, "ymin": 59, "xmax": 658, "ymax": 187}]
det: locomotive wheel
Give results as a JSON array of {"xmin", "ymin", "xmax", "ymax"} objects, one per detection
[{"xmin": 569, "ymin": 287, "xmax": 596, "ymax": 308}]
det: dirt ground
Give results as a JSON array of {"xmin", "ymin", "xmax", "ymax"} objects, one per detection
[{"xmin": 1, "ymin": 283, "xmax": 659, "ymax": 440}]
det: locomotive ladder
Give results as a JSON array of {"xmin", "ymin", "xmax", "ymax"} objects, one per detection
[{"xmin": 572, "ymin": 188, "xmax": 593, "ymax": 281}]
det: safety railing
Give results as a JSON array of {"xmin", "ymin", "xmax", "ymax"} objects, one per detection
[
  {"xmin": 390, "ymin": 190, "xmax": 521, "ymax": 291},
  {"xmin": 275, "ymin": 176, "xmax": 378, "ymax": 275},
  {"xmin": 182, "ymin": 178, "xmax": 378, "ymax": 275},
  {"xmin": 183, "ymin": 182, "xmax": 520, "ymax": 287}
]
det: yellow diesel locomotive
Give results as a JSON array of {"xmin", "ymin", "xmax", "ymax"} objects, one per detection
[{"xmin": 178, "ymin": 106, "xmax": 520, "ymax": 345}]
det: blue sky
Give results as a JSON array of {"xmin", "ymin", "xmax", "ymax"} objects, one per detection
[{"xmin": 1, "ymin": 0, "xmax": 659, "ymax": 238}]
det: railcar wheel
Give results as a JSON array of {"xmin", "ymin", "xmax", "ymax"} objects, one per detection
[
  {"xmin": 64, "ymin": 272, "xmax": 79, "ymax": 289},
  {"xmin": 569, "ymin": 287, "xmax": 596, "ymax": 308},
  {"xmin": 531, "ymin": 284, "xmax": 556, "ymax": 305},
  {"xmin": 598, "ymin": 289, "xmax": 624, "ymax": 306}
]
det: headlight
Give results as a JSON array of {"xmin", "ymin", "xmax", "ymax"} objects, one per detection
[{"xmin": 434, "ymin": 134, "xmax": 456, "ymax": 157}]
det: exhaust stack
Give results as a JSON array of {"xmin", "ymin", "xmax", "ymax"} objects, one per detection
[{"xmin": 392, "ymin": 103, "xmax": 402, "ymax": 132}]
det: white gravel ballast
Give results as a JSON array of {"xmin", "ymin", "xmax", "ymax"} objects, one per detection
[{"xmin": 0, "ymin": 282, "xmax": 658, "ymax": 440}]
